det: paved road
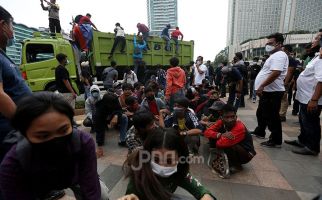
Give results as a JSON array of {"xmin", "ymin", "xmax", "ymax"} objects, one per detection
[{"xmin": 72, "ymin": 97, "xmax": 322, "ymax": 200}]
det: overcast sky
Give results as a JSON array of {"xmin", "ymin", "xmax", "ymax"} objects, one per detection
[{"xmin": 1, "ymin": 0, "xmax": 228, "ymax": 61}]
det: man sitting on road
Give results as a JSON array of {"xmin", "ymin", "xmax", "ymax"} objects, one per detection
[
  {"xmin": 205, "ymin": 104, "xmax": 256, "ymax": 178},
  {"xmin": 140, "ymin": 86, "xmax": 166, "ymax": 119}
]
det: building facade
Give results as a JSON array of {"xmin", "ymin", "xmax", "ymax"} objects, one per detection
[
  {"xmin": 147, "ymin": 0, "xmax": 178, "ymax": 35},
  {"xmin": 226, "ymin": 0, "xmax": 322, "ymax": 60},
  {"xmin": 6, "ymin": 23, "xmax": 38, "ymax": 65}
]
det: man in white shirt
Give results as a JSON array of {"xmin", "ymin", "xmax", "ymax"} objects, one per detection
[
  {"xmin": 252, "ymin": 33, "xmax": 288, "ymax": 148},
  {"xmin": 285, "ymin": 33, "xmax": 322, "ymax": 156},
  {"xmin": 109, "ymin": 22, "xmax": 126, "ymax": 58},
  {"xmin": 194, "ymin": 56, "xmax": 207, "ymax": 86}
]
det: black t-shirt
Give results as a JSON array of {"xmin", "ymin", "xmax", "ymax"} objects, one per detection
[
  {"xmin": 81, "ymin": 66, "xmax": 92, "ymax": 86},
  {"xmin": 250, "ymin": 64, "xmax": 261, "ymax": 80},
  {"xmin": 55, "ymin": 65, "xmax": 72, "ymax": 93},
  {"xmin": 288, "ymin": 56, "xmax": 298, "ymax": 68}
]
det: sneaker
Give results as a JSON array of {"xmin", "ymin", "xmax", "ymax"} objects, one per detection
[
  {"xmin": 250, "ymin": 131, "xmax": 265, "ymax": 139},
  {"xmin": 211, "ymin": 151, "xmax": 230, "ymax": 179},
  {"xmin": 118, "ymin": 141, "xmax": 127, "ymax": 147},
  {"xmin": 260, "ymin": 140, "xmax": 281, "ymax": 148},
  {"xmin": 284, "ymin": 139, "xmax": 304, "ymax": 148},
  {"xmin": 292, "ymin": 147, "xmax": 318, "ymax": 156}
]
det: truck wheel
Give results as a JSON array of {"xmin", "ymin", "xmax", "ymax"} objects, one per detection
[{"xmin": 45, "ymin": 83, "xmax": 57, "ymax": 92}]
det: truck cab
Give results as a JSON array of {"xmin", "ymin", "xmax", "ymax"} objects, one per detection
[{"xmin": 20, "ymin": 32, "xmax": 79, "ymax": 92}]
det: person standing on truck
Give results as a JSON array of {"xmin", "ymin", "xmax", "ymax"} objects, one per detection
[
  {"xmin": 109, "ymin": 23, "xmax": 126, "ymax": 59},
  {"xmin": 161, "ymin": 24, "xmax": 171, "ymax": 51},
  {"xmin": 137, "ymin": 23, "xmax": 150, "ymax": 50},
  {"xmin": 133, "ymin": 35, "xmax": 146, "ymax": 75},
  {"xmin": 171, "ymin": 27, "xmax": 184, "ymax": 54},
  {"xmin": 79, "ymin": 13, "xmax": 98, "ymax": 31},
  {"xmin": 0, "ymin": 5, "xmax": 32, "ymax": 164},
  {"xmin": 40, "ymin": 0, "xmax": 61, "ymax": 34},
  {"xmin": 55, "ymin": 53, "xmax": 77, "ymax": 108},
  {"xmin": 102, "ymin": 61, "xmax": 119, "ymax": 91}
]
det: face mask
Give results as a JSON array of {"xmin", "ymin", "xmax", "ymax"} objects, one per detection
[
  {"xmin": 92, "ymin": 91, "xmax": 99, "ymax": 98},
  {"xmin": 151, "ymin": 160, "xmax": 177, "ymax": 178},
  {"xmin": 265, "ymin": 45, "xmax": 275, "ymax": 53},
  {"xmin": 6, "ymin": 35, "xmax": 16, "ymax": 47},
  {"xmin": 174, "ymin": 107, "xmax": 185, "ymax": 115},
  {"xmin": 146, "ymin": 95, "xmax": 155, "ymax": 101},
  {"xmin": 31, "ymin": 133, "xmax": 72, "ymax": 157}
]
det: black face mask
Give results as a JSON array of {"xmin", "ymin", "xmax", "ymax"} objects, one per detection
[
  {"xmin": 31, "ymin": 133, "xmax": 73, "ymax": 158},
  {"xmin": 146, "ymin": 96, "xmax": 155, "ymax": 101}
]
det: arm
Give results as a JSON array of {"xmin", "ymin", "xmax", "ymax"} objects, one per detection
[
  {"xmin": 40, "ymin": 1, "xmax": 48, "ymax": 10},
  {"xmin": 63, "ymin": 79, "xmax": 76, "ymax": 96},
  {"xmin": 134, "ymin": 73, "xmax": 138, "ymax": 83},
  {"xmin": 284, "ymin": 67, "xmax": 295, "ymax": 86},
  {"xmin": 0, "ymin": 83, "xmax": 16, "ymax": 119},
  {"xmin": 84, "ymin": 99, "xmax": 92, "ymax": 119},
  {"xmin": 79, "ymin": 135, "xmax": 101, "ymax": 200},
  {"xmin": 204, "ymin": 120, "xmax": 223, "ymax": 139},
  {"xmin": 178, "ymin": 173, "xmax": 216, "ymax": 200},
  {"xmin": 0, "ymin": 147, "xmax": 34, "ymax": 199},
  {"xmin": 180, "ymin": 32, "xmax": 184, "ymax": 41},
  {"xmin": 196, "ymin": 65, "xmax": 205, "ymax": 74},
  {"xmin": 165, "ymin": 72, "xmax": 173, "ymax": 100},
  {"xmin": 307, "ymin": 81, "xmax": 322, "ymax": 112}
]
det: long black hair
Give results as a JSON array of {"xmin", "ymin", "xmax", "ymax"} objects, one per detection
[
  {"xmin": 11, "ymin": 92, "xmax": 74, "ymax": 135},
  {"xmin": 124, "ymin": 128, "xmax": 189, "ymax": 200}
]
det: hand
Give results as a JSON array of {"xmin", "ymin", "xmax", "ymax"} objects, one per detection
[
  {"xmin": 256, "ymin": 86, "xmax": 264, "ymax": 97},
  {"xmin": 118, "ymin": 194, "xmax": 139, "ymax": 200},
  {"xmin": 125, "ymin": 111, "xmax": 134, "ymax": 117},
  {"xmin": 96, "ymin": 146, "xmax": 104, "ymax": 158},
  {"xmin": 159, "ymin": 109, "xmax": 170, "ymax": 115},
  {"xmin": 200, "ymin": 120, "xmax": 209, "ymax": 126},
  {"xmin": 307, "ymin": 100, "xmax": 318, "ymax": 113},
  {"xmin": 222, "ymin": 132, "xmax": 235, "ymax": 140},
  {"xmin": 179, "ymin": 131, "xmax": 188, "ymax": 136},
  {"xmin": 72, "ymin": 92, "xmax": 77, "ymax": 99},
  {"xmin": 154, "ymin": 115, "xmax": 160, "ymax": 120},
  {"xmin": 200, "ymin": 194, "xmax": 214, "ymax": 200},
  {"xmin": 192, "ymin": 96, "xmax": 200, "ymax": 102},
  {"xmin": 110, "ymin": 115, "xmax": 118, "ymax": 127},
  {"xmin": 236, "ymin": 92, "xmax": 241, "ymax": 98}
]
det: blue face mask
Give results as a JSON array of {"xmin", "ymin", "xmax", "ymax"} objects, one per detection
[
  {"xmin": 6, "ymin": 34, "xmax": 16, "ymax": 47},
  {"xmin": 92, "ymin": 91, "xmax": 100, "ymax": 98}
]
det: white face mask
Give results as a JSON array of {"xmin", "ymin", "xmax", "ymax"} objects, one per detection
[
  {"xmin": 265, "ymin": 45, "xmax": 275, "ymax": 53},
  {"xmin": 151, "ymin": 160, "xmax": 177, "ymax": 178}
]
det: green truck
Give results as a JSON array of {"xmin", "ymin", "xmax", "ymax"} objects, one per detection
[{"xmin": 20, "ymin": 31, "xmax": 194, "ymax": 92}]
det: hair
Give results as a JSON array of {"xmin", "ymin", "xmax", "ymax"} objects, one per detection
[
  {"xmin": 166, "ymin": 24, "xmax": 171, "ymax": 28},
  {"xmin": 111, "ymin": 61, "xmax": 117, "ymax": 67},
  {"xmin": 253, "ymin": 57, "xmax": 259, "ymax": 62},
  {"xmin": 56, "ymin": 53, "xmax": 67, "ymax": 63},
  {"xmin": 132, "ymin": 110, "xmax": 155, "ymax": 130},
  {"xmin": 175, "ymin": 97, "xmax": 190, "ymax": 108},
  {"xmin": 319, "ymin": 28, "xmax": 322, "ymax": 32},
  {"xmin": 197, "ymin": 56, "xmax": 204, "ymax": 61},
  {"xmin": 86, "ymin": 13, "xmax": 91, "ymax": 17},
  {"xmin": 124, "ymin": 67, "xmax": 131, "ymax": 74},
  {"xmin": 222, "ymin": 104, "xmax": 236, "ymax": 115},
  {"xmin": 144, "ymin": 86, "xmax": 154, "ymax": 94},
  {"xmin": 221, "ymin": 61, "xmax": 228, "ymax": 66},
  {"xmin": 283, "ymin": 44, "xmax": 293, "ymax": 53},
  {"xmin": 0, "ymin": 6, "xmax": 13, "ymax": 22},
  {"xmin": 267, "ymin": 32, "xmax": 284, "ymax": 44},
  {"xmin": 11, "ymin": 92, "xmax": 74, "ymax": 135},
  {"xmin": 169, "ymin": 57, "xmax": 179, "ymax": 67},
  {"xmin": 235, "ymin": 52, "xmax": 243, "ymax": 60},
  {"xmin": 122, "ymin": 83, "xmax": 134, "ymax": 91},
  {"xmin": 125, "ymin": 96, "xmax": 138, "ymax": 106},
  {"xmin": 124, "ymin": 128, "xmax": 189, "ymax": 200},
  {"xmin": 176, "ymin": 27, "xmax": 179, "ymax": 30},
  {"xmin": 134, "ymin": 82, "xmax": 143, "ymax": 90},
  {"xmin": 115, "ymin": 22, "xmax": 120, "ymax": 26}
]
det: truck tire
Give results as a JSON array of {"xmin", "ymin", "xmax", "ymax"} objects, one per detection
[{"xmin": 45, "ymin": 82, "xmax": 57, "ymax": 92}]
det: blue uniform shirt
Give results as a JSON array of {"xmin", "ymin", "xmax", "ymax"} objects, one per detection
[{"xmin": 0, "ymin": 49, "xmax": 31, "ymax": 140}]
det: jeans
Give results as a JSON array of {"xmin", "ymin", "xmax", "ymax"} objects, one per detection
[
  {"xmin": 84, "ymin": 85, "xmax": 91, "ymax": 100},
  {"xmin": 162, "ymin": 35, "xmax": 171, "ymax": 51},
  {"xmin": 172, "ymin": 38, "xmax": 179, "ymax": 53},
  {"xmin": 298, "ymin": 103, "xmax": 322, "ymax": 153},
  {"xmin": 110, "ymin": 36, "xmax": 126, "ymax": 55},
  {"xmin": 142, "ymin": 32, "xmax": 150, "ymax": 50},
  {"xmin": 227, "ymin": 84, "xmax": 241, "ymax": 111},
  {"xmin": 253, "ymin": 91, "xmax": 284, "ymax": 144},
  {"xmin": 49, "ymin": 18, "xmax": 61, "ymax": 34},
  {"xmin": 249, "ymin": 80, "xmax": 256, "ymax": 100},
  {"xmin": 119, "ymin": 114, "xmax": 128, "ymax": 142},
  {"xmin": 292, "ymin": 90, "xmax": 300, "ymax": 114}
]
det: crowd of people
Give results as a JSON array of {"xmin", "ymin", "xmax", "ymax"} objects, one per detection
[{"xmin": 0, "ymin": 2, "xmax": 322, "ymax": 200}]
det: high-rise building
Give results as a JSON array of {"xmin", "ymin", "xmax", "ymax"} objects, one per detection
[
  {"xmin": 226, "ymin": 0, "xmax": 322, "ymax": 59},
  {"xmin": 147, "ymin": 0, "xmax": 178, "ymax": 35},
  {"xmin": 6, "ymin": 23, "xmax": 38, "ymax": 65}
]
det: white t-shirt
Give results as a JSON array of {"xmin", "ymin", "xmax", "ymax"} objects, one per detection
[
  {"xmin": 194, "ymin": 64, "xmax": 207, "ymax": 85},
  {"xmin": 254, "ymin": 51, "xmax": 288, "ymax": 92},
  {"xmin": 115, "ymin": 26, "xmax": 125, "ymax": 37},
  {"xmin": 296, "ymin": 56, "xmax": 322, "ymax": 105}
]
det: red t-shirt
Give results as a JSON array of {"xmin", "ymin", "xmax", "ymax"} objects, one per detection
[
  {"xmin": 148, "ymin": 100, "xmax": 159, "ymax": 116},
  {"xmin": 79, "ymin": 16, "xmax": 92, "ymax": 25},
  {"xmin": 171, "ymin": 30, "xmax": 183, "ymax": 39}
]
